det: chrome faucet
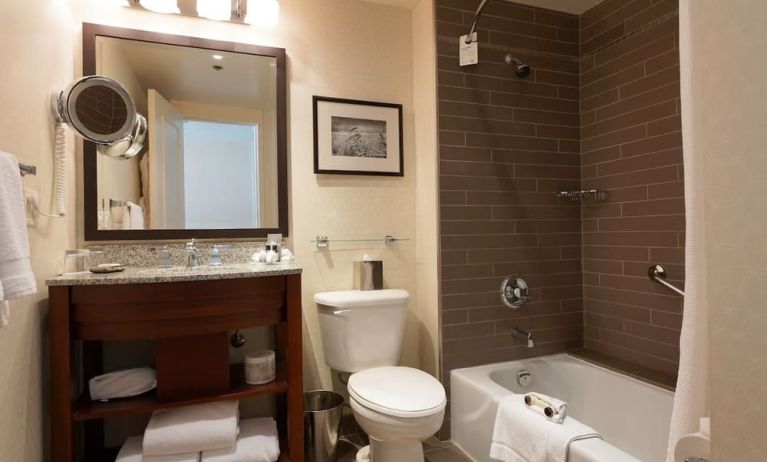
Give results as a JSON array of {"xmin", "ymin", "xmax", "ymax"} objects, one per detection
[
  {"xmin": 185, "ymin": 239, "xmax": 201, "ymax": 268},
  {"xmin": 511, "ymin": 328, "xmax": 534, "ymax": 348}
]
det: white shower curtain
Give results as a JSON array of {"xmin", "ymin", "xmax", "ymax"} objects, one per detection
[{"xmin": 666, "ymin": 1, "xmax": 710, "ymax": 460}]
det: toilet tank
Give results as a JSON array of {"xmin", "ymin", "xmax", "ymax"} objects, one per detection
[{"xmin": 315, "ymin": 289, "xmax": 409, "ymax": 373}]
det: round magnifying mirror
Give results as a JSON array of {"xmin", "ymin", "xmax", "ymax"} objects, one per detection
[{"xmin": 54, "ymin": 76, "xmax": 137, "ymax": 144}]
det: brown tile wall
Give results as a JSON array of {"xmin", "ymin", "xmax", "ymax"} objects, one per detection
[
  {"xmin": 435, "ymin": 0, "xmax": 584, "ymax": 408},
  {"xmin": 579, "ymin": 0, "xmax": 683, "ymax": 376},
  {"xmin": 434, "ymin": 0, "xmax": 684, "ymax": 436}
]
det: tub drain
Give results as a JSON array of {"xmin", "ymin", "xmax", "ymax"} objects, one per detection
[{"xmin": 517, "ymin": 369, "xmax": 533, "ymax": 387}]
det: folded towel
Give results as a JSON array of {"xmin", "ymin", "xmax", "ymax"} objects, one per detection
[
  {"xmin": 201, "ymin": 418, "xmax": 280, "ymax": 462},
  {"xmin": 490, "ymin": 395, "xmax": 601, "ymax": 462},
  {"xmin": 0, "ymin": 152, "xmax": 37, "ymax": 328},
  {"xmin": 143, "ymin": 401, "xmax": 239, "ymax": 456},
  {"xmin": 117, "ymin": 436, "xmax": 199, "ymax": 462},
  {"xmin": 524, "ymin": 392, "xmax": 568, "ymax": 423},
  {"xmin": 89, "ymin": 368, "xmax": 157, "ymax": 401},
  {"xmin": 122, "ymin": 202, "xmax": 145, "ymax": 230}
]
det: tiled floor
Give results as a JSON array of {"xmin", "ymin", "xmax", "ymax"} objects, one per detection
[{"xmin": 336, "ymin": 437, "xmax": 472, "ymax": 462}]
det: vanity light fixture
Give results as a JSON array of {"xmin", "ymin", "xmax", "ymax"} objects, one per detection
[
  {"xmin": 124, "ymin": 0, "xmax": 279, "ymax": 25},
  {"xmin": 131, "ymin": 0, "xmax": 179, "ymax": 14},
  {"xmin": 212, "ymin": 54, "xmax": 224, "ymax": 60}
]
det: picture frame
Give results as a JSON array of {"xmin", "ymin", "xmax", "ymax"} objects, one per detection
[{"xmin": 313, "ymin": 96, "xmax": 404, "ymax": 176}]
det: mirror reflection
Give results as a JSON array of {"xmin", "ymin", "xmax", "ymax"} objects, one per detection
[{"xmin": 95, "ymin": 36, "xmax": 279, "ymax": 230}]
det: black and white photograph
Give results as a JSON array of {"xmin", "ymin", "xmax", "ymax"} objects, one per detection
[
  {"xmin": 331, "ymin": 116, "xmax": 387, "ymax": 158},
  {"xmin": 314, "ymin": 96, "xmax": 403, "ymax": 176}
]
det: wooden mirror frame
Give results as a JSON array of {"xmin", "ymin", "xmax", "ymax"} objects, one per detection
[{"xmin": 82, "ymin": 23, "xmax": 288, "ymax": 241}]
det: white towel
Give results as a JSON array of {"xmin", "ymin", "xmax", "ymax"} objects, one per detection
[
  {"xmin": 88, "ymin": 368, "xmax": 157, "ymax": 401},
  {"xmin": 524, "ymin": 392, "xmax": 568, "ymax": 423},
  {"xmin": 117, "ymin": 436, "xmax": 199, "ymax": 462},
  {"xmin": 121, "ymin": 202, "xmax": 145, "ymax": 230},
  {"xmin": 201, "ymin": 418, "xmax": 280, "ymax": 462},
  {"xmin": 490, "ymin": 395, "xmax": 601, "ymax": 462},
  {"xmin": 143, "ymin": 400, "xmax": 239, "ymax": 456},
  {"xmin": 0, "ymin": 152, "xmax": 37, "ymax": 327}
]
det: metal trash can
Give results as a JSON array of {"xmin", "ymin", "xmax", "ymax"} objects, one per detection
[{"xmin": 304, "ymin": 390, "xmax": 345, "ymax": 462}]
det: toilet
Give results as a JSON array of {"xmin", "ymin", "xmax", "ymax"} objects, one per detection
[{"xmin": 315, "ymin": 290, "xmax": 446, "ymax": 462}]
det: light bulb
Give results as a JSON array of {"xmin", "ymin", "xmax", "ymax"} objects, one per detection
[
  {"xmin": 196, "ymin": 0, "xmax": 231, "ymax": 21},
  {"xmin": 139, "ymin": 0, "xmax": 180, "ymax": 14},
  {"xmin": 245, "ymin": 0, "xmax": 279, "ymax": 26}
]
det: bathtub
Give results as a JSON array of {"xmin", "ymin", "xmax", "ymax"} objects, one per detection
[{"xmin": 450, "ymin": 354, "xmax": 674, "ymax": 462}]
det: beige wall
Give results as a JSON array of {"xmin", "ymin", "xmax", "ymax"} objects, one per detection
[
  {"xmin": 0, "ymin": 1, "xmax": 78, "ymax": 460},
  {"xmin": 1, "ymin": 1, "xmax": 439, "ymax": 458},
  {"xmin": 690, "ymin": 1, "xmax": 767, "ymax": 459},
  {"xmin": 412, "ymin": 0, "xmax": 440, "ymax": 377}
]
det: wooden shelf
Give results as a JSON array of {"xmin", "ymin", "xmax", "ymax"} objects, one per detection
[{"xmin": 73, "ymin": 363, "xmax": 287, "ymax": 422}]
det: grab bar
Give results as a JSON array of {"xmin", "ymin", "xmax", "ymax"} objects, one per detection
[{"xmin": 648, "ymin": 264, "xmax": 685, "ymax": 297}]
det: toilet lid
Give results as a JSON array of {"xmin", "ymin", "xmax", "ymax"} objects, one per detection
[{"xmin": 348, "ymin": 367, "xmax": 446, "ymax": 418}]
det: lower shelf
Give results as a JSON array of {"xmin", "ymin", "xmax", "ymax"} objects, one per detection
[{"xmin": 73, "ymin": 363, "xmax": 287, "ymax": 422}]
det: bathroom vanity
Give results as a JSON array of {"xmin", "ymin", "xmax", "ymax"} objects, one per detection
[{"xmin": 47, "ymin": 264, "xmax": 303, "ymax": 462}]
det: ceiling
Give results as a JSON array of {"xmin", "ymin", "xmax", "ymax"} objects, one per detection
[
  {"xmin": 99, "ymin": 37, "xmax": 276, "ymax": 109},
  {"xmin": 360, "ymin": 0, "xmax": 603, "ymax": 14}
]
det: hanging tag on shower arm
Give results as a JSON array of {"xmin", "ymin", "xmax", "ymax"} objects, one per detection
[{"xmin": 459, "ymin": 33, "xmax": 478, "ymax": 66}]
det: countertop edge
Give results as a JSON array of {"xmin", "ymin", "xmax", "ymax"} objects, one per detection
[{"xmin": 45, "ymin": 265, "xmax": 303, "ymax": 286}]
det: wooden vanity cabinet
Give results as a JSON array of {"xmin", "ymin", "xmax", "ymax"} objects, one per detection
[{"xmin": 48, "ymin": 273, "xmax": 303, "ymax": 462}]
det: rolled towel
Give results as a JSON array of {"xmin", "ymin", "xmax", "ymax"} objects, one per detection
[
  {"xmin": 143, "ymin": 401, "xmax": 239, "ymax": 456},
  {"xmin": 524, "ymin": 392, "xmax": 568, "ymax": 423},
  {"xmin": 89, "ymin": 368, "xmax": 157, "ymax": 401},
  {"xmin": 116, "ymin": 436, "xmax": 199, "ymax": 462},
  {"xmin": 201, "ymin": 418, "xmax": 280, "ymax": 462}
]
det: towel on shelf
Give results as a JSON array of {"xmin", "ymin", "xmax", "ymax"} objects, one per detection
[
  {"xmin": 121, "ymin": 202, "xmax": 145, "ymax": 230},
  {"xmin": 201, "ymin": 418, "xmax": 280, "ymax": 462},
  {"xmin": 524, "ymin": 392, "xmax": 568, "ymax": 423},
  {"xmin": 0, "ymin": 152, "xmax": 37, "ymax": 328},
  {"xmin": 490, "ymin": 395, "xmax": 602, "ymax": 462},
  {"xmin": 116, "ymin": 436, "xmax": 200, "ymax": 462},
  {"xmin": 143, "ymin": 400, "xmax": 239, "ymax": 456},
  {"xmin": 88, "ymin": 368, "xmax": 157, "ymax": 401}
]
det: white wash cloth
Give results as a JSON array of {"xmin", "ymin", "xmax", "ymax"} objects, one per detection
[
  {"xmin": 143, "ymin": 400, "xmax": 239, "ymax": 456},
  {"xmin": 524, "ymin": 392, "xmax": 568, "ymax": 423},
  {"xmin": 201, "ymin": 418, "xmax": 280, "ymax": 462},
  {"xmin": 89, "ymin": 368, "xmax": 157, "ymax": 401},
  {"xmin": 490, "ymin": 395, "xmax": 602, "ymax": 462},
  {"xmin": 117, "ymin": 436, "xmax": 200, "ymax": 462},
  {"xmin": 0, "ymin": 152, "xmax": 37, "ymax": 327}
]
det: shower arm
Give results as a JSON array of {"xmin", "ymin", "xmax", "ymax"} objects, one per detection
[{"xmin": 465, "ymin": 0, "xmax": 492, "ymax": 44}]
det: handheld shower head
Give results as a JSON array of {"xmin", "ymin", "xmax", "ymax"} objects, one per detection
[{"xmin": 505, "ymin": 54, "xmax": 531, "ymax": 78}]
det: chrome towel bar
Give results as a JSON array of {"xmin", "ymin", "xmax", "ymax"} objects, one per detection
[
  {"xmin": 648, "ymin": 264, "xmax": 685, "ymax": 297},
  {"xmin": 311, "ymin": 235, "xmax": 408, "ymax": 249}
]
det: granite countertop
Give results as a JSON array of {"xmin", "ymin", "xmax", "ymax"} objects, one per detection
[{"xmin": 46, "ymin": 262, "xmax": 302, "ymax": 286}]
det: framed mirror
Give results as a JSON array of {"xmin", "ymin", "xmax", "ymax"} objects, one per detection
[{"xmin": 82, "ymin": 23, "xmax": 288, "ymax": 241}]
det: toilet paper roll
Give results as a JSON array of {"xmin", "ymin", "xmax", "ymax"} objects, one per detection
[{"xmin": 674, "ymin": 432, "xmax": 710, "ymax": 462}]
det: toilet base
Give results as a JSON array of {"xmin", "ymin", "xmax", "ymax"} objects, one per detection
[{"xmin": 355, "ymin": 439, "xmax": 425, "ymax": 462}]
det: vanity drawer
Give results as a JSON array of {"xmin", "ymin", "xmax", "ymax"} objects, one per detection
[{"xmin": 70, "ymin": 277, "xmax": 287, "ymax": 340}]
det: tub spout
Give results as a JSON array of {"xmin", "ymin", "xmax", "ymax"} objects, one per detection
[{"xmin": 511, "ymin": 328, "xmax": 534, "ymax": 348}]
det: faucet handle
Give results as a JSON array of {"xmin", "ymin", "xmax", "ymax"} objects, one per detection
[{"xmin": 186, "ymin": 238, "xmax": 196, "ymax": 249}]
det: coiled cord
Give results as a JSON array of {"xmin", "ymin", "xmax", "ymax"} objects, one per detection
[{"xmin": 53, "ymin": 122, "xmax": 67, "ymax": 217}]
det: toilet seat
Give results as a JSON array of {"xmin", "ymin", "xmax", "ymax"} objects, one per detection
[{"xmin": 348, "ymin": 366, "xmax": 446, "ymax": 419}]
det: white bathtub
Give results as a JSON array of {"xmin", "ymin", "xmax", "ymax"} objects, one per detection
[{"xmin": 450, "ymin": 354, "xmax": 674, "ymax": 462}]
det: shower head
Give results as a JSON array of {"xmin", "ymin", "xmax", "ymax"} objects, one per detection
[{"xmin": 505, "ymin": 54, "xmax": 531, "ymax": 78}]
